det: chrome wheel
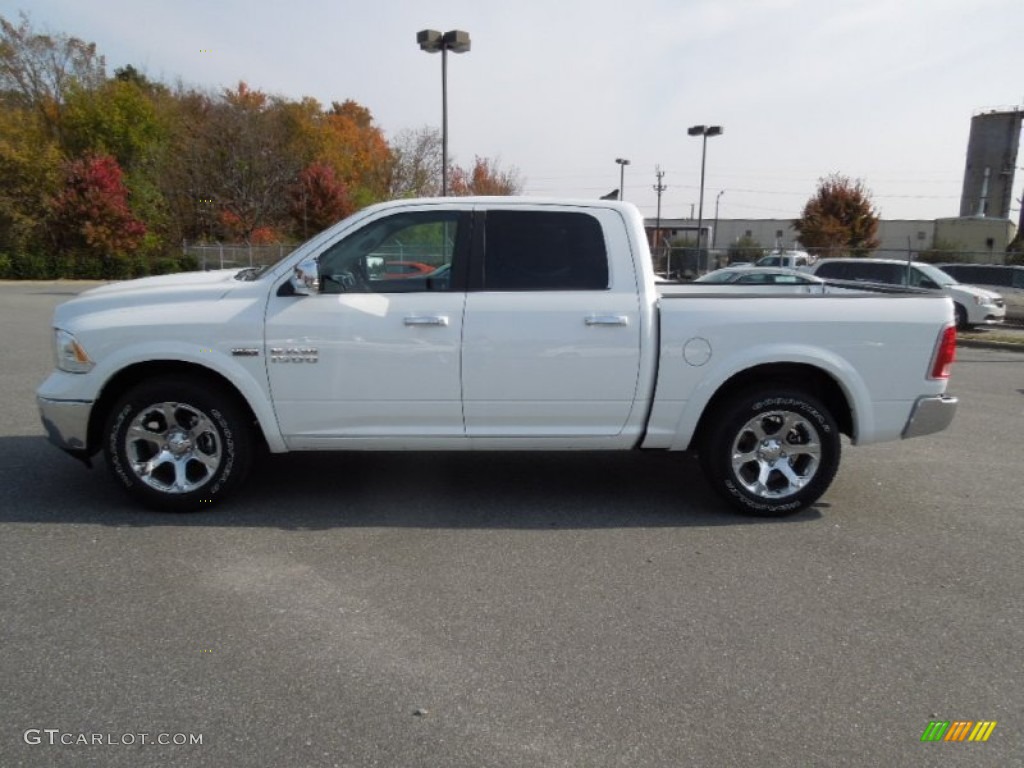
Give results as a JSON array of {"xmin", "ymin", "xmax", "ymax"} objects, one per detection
[
  {"xmin": 729, "ymin": 409, "xmax": 822, "ymax": 500},
  {"xmin": 124, "ymin": 401, "xmax": 223, "ymax": 494}
]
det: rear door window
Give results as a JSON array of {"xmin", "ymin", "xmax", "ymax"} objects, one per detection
[
  {"xmin": 482, "ymin": 211, "xmax": 609, "ymax": 291},
  {"xmin": 845, "ymin": 262, "xmax": 905, "ymax": 285}
]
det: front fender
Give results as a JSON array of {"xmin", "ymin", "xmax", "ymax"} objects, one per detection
[{"xmin": 90, "ymin": 342, "xmax": 285, "ymax": 453}]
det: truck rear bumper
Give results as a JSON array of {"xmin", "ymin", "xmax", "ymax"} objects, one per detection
[
  {"xmin": 901, "ymin": 394, "xmax": 958, "ymax": 439},
  {"xmin": 38, "ymin": 396, "xmax": 93, "ymax": 460}
]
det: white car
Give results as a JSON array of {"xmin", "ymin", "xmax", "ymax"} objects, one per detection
[
  {"xmin": 696, "ymin": 265, "xmax": 827, "ymax": 292},
  {"xmin": 755, "ymin": 250, "xmax": 816, "ymax": 270},
  {"xmin": 936, "ymin": 264, "xmax": 1024, "ymax": 324},
  {"xmin": 810, "ymin": 258, "xmax": 1005, "ymax": 329}
]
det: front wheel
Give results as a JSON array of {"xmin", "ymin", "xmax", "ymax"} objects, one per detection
[
  {"xmin": 103, "ymin": 378, "xmax": 252, "ymax": 511},
  {"xmin": 700, "ymin": 389, "xmax": 841, "ymax": 517}
]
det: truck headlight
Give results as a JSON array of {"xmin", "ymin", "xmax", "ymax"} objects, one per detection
[{"xmin": 54, "ymin": 329, "xmax": 94, "ymax": 373}]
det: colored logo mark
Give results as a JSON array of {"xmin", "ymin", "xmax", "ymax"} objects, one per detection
[{"xmin": 921, "ymin": 720, "xmax": 997, "ymax": 742}]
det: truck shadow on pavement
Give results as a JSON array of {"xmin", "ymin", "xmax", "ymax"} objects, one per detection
[{"xmin": 0, "ymin": 435, "xmax": 825, "ymax": 530}]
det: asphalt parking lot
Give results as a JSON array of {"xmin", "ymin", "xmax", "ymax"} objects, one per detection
[{"xmin": 1, "ymin": 281, "xmax": 1022, "ymax": 768}]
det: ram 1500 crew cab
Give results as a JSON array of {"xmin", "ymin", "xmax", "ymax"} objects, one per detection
[{"xmin": 37, "ymin": 198, "xmax": 958, "ymax": 516}]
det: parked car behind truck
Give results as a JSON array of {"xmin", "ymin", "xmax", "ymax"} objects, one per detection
[
  {"xmin": 809, "ymin": 258, "xmax": 1005, "ymax": 329},
  {"xmin": 936, "ymin": 263, "xmax": 1024, "ymax": 324},
  {"xmin": 38, "ymin": 198, "xmax": 958, "ymax": 517}
]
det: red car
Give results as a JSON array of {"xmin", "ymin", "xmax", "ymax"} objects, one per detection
[{"xmin": 382, "ymin": 261, "xmax": 434, "ymax": 278}]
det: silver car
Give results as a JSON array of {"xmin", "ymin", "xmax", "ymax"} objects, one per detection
[{"xmin": 696, "ymin": 265, "xmax": 828, "ymax": 293}]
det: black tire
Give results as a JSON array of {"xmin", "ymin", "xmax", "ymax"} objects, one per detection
[
  {"xmin": 103, "ymin": 377, "xmax": 252, "ymax": 512},
  {"xmin": 700, "ymin": 388, "xmax": 841, "ymax": 517},
  {"xmin": 954, "ymin": 303, "xmax": 969, "ymax": 331}
]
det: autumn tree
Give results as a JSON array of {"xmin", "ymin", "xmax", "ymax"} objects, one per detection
[
  {"xmin": 449, "ymin": 156, "xmax": 523, "ymax": 196},
  {"xmin": 0, "ymin": 12, "xmax": 106, "ymax": 141},
  {"xmin": 48, "ymin": 153, "xmax": 146, "ymax": 277},
  {"xmin": 283, "ymin": 97, "xmax": 391, "ymax": 210},
  {"xmin": 0, "ymin": 102, "xmax": 61, "ymax": 266},
  {"xmin": 167, "ymin": 82, "xmax": 299, "ymax": 243},
  {"xmin": 794, "ymin": 173, "xmax": 880, "ymax": 257},
  {"xmin": 289, "ymin": 162, "xmax": 354, "ymax": 238},
  {"xmin": 387, "ymin": 126, "xmax": 444, "ymax": 198}
]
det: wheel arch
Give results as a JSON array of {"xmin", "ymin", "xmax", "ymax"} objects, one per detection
[
  {"xmin": 691, "ymin": 362, "xmax": 855, "ymax": 451},
  {"xmin": 86, "ymin": 361, "xmax": 273, "ymax": 457}
]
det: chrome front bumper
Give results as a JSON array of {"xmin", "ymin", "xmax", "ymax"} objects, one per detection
[
  {"xmin": 902, "ymin": 394, "xmax": 958, "ymax": 439},
  {"xmin": 38, "ymin": 396, "xmax": 93, "ymax": 454}
]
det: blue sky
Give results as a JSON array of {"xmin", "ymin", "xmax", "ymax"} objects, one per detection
[{"xmin": 4, "ymin": 0, "xmax": 1023, "ymax": 222}]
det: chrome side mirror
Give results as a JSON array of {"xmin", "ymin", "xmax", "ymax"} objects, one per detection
[{"xmin": 290, "ymin": 259, "xmax": 320, "ymax": 295}]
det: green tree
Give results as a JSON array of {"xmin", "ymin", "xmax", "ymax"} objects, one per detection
[
  {"xmin": 727, "ymin": 234, "xmax": 764, "ymax": 263},
  {"xmin": 0, "ymin": 103, "xmax": 61, "ymax": 264},
  {"xmin": 63, "ymin": 77, "xmax": 167, "ymax": 170},
  {"xmin": 794, "ymin": 173, "xmax": 880, "ymax": 257}
]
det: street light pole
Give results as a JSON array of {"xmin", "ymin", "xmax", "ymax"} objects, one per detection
[
  {"xmin": 615, "ymin": 158, "xmax": 630, "ymax": 201},
  {"xmin": 712, "ymin": 190, "xmax": 725, "ymax": 251},
  {"xmin": 687, "ymin": 125, "xmax": 723, "ymax": 273},
  {"xmin": 417, "ymin": 29, "xmax": 471, "ymax": 196}
]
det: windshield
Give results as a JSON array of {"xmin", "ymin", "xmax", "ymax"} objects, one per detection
[
  {"xmin": 914, "ymin": 262, "xmax": 958, "ymax": 286},
  {"xmin": 695, "ymin": 270, "xmax": 740, "ymax": 283}
]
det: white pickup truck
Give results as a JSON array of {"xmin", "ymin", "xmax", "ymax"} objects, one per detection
[{"xmin": 37, "ymin": 198, "xmax": 959, "ymax": 516}]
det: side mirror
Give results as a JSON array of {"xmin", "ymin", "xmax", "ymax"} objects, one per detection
[{"xmin": 290, "ymin": 259, "xmax": 320, "ymax": 295}]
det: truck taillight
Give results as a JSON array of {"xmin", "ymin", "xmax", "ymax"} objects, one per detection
[{"xmin": 929, "ymin": 325, "xmax": 956, "ymax": 380}]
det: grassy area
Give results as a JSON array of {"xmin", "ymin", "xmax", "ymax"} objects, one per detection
[{"xmin": 959, "ymin": 328, "xmax": 1024, "ymax": 344}]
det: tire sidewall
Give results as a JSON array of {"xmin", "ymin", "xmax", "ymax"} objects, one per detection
[
  {"xmin": 104, "ymin": 379, "xmax": 250, "ymax": 511},
  {"xmin": 704, "ymin": 390, "xmax": 840, "ymax": 516}
]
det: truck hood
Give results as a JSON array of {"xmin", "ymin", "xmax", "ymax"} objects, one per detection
[{"xmin": 53, "ymin": 269, "xmax": 249, "ymax": 327}]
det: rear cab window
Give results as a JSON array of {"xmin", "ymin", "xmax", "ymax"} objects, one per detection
[{"xmin": 481, "ymin": 210, "xmax": 609, "ymax": 291}]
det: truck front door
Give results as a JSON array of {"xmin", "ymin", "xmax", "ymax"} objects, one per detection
[{"xmin": 265, "ymin": 208, "xmax": 470, "ymax": 443}]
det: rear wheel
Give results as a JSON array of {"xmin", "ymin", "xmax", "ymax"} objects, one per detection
[
  {"xmin": 103, "ymin": 378, "xmax": 252, "ymax": 511},
  {"xmin": 954, "ymin": 303, "xmax": 969, "ymax": 331},
  {"xmin": 700, "ymin": 388, "xmax": 841, "ymax": 516}
]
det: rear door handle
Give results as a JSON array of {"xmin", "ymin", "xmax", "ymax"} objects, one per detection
[
  {"xmin": 404, "ymin": 315, "xmax": 449, "ymax": 327},
  {"xmin": 585, "ymin": 315, "xmax": 629, "ymax": 326}
]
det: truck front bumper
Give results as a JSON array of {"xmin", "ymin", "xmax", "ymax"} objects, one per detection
[
  {"xmin": 38, "ymin": 396, "xmax": 94, "ymax": 461},
  {"xmin": 901, "ymin": 394, "xmax": 958, "ymax": 439}
]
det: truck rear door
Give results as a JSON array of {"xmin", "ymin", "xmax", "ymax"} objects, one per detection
[{"xmin": 461, "ymin": 207, "xmax": 642, "ymax": 438}]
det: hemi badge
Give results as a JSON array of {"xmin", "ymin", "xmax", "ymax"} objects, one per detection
[{"xmin": 231, "ymin": 348, "xmax": 260, "ymax": 357}]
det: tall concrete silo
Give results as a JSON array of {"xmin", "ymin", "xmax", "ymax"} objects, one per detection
[{"xmin": 958, "ymin": 109, "xmax": 1023, "ymax": 219}]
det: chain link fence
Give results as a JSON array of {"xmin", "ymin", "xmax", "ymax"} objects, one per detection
[{"xmin": 182, "ymin": 243, "xmax": 296, "ymax": 271}]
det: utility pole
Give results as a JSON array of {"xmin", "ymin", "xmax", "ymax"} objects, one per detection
[{"xmin": 653, "ymin": 166, "xmax": 667, "ymax": 274}]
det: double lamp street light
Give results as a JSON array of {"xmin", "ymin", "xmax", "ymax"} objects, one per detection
[
  {"xmin": 687, "ymin": 124, "xmax": 722, "ymax": 271},
  {"xmin": 417, "ymin": 29, "xmax": 471, "ymax": 197}
]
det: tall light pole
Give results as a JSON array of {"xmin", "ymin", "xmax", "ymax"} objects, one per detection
[
  {"xmin": 615, "ymin": 158, "xmax": 630, "ymax": 201},
  {"xmin": 687, "ymin": 125, "xmax": 723, "ymax": 273},
  {"xmin": 712, "ymin": 189, "xmax": 725, "ymax": 251},
  {"xmin": 417, "ymin": 29, "xmax": 471, "ymax": 196}
]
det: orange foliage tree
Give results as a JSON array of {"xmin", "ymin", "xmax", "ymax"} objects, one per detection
[
  {"xmin": 794, "ymin": 173, "xmax": 880, "ymax": 257},
  {"xmin": 449, "ymin": 155, "xmax": 523, "ymax": 196}
]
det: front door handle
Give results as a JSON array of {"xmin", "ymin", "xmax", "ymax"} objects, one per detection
[
  {"xmin": 585, "ymin": 315, "xmax": 629, "ymax": 326},
  {"xmin": 404, "ymin": 315, "xmax": 449, "ymax": 327}
]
